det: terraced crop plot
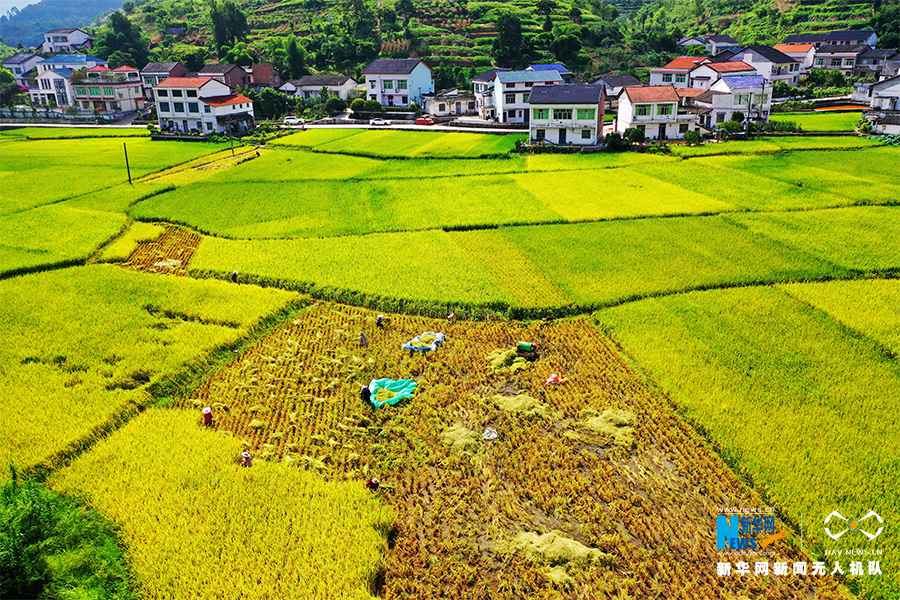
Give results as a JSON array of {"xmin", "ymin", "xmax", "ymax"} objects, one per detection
[
  {"xmin": 770, "ymin": 111, "xmax": 862, "ymax": 132},
  {"xmin": 170, "ymin": 302, "xmax": 846, "ymax": 599}
]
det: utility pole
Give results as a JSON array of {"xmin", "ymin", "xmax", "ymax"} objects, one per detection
[{"xmin": 123, "ymin": 142, "xmax": 132, "ymax": 184}]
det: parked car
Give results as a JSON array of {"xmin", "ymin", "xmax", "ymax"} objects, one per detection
[
  {"xmin": 283, "ymin": 116, "xmax": 305, "ymax": 125},
  {"xmin": 415, "ymin": 116, "xmax": 435, "ymax": 126},
  {"xmin": 369, "ymin": 118, "xmax": 392, "ymax": 126}
]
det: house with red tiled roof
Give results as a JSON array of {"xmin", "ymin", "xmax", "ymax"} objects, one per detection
[
  {"xmin": 615, "ymin": 85, "xmax": 699, "ymax": 140},
  {"xmin": 688, "ymin": 61, "xmax": 757, "ymax": 89},
  {"xmin": 649, "ymin": 56, "xmax": 708, "ymax": 87},
  {"xmin": 774, "ymin": 44, "xmax": 816, "ymax": 72},
  {"xmin": 153, "ymin": 77, "xmax": 255, "ymax": 135}
]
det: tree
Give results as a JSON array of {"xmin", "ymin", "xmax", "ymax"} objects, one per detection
[
  {"xmin": 568, "ymin": 6, "xmax": 582, "ymax": 23},
  {"xmin": 350, "ymin": 98, "xmax": 366, "ymax": 114},
  {"xmin": 286, "ymin": 37, "xmax": 307, "ymax": 79},
  {"xmin": 178, "ymin": 47, "xmax": 208, "ymax": 72},
  {"xmin": 624, "ymin": 127, "xmax": 645, "ymax": 143},
  {"xmin": 324, "ymin": 96, "xmax": 346, "ymax": 114},
  {"xmin": 223, "ymin": 41, "xmax": 256, "ymax": 66},
  {"xmin": 543, "ymin": 14, "xmax": 553, "ymax": 32},
  {"xmin": 536, "ymin": 0, "xmax": 556, "ymax": 15},
  {"xmin": 395, "ymin": 0, "xmax": 415, "ymax": 19},
  {"xmin": 551, "ymin": 32, "xmax": 581, "ymax": 62},
  {"xmin": 93, "ymin": 11, "xmax": 150, "ymax": 68},
  {"xmin": 0, "ymin": 68, "xmax": 24, "ymax": 107},
  {"xmin": 492, "ymin": 13, "xmax": 523, "ymax": 67},
  {"xmin": 683, "ymin": 129, "xmax": 704, "ymax": 145},
  {"xmin": 210, "ymin": 0, "xmax": 249, "ymax": 54}
]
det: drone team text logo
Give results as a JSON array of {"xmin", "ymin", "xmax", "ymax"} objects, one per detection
[{"xmin": 825, "ymin": 510, "xmax": 884, "ymax": 542}]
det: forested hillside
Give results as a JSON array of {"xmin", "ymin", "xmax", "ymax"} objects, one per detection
[{"xmin": 0, "ymin": 0, "xmax": 125, "ymax": 46}]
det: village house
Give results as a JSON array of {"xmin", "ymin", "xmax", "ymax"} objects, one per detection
[
  {"xmin": 678, "ymin": 35, "xmax": 741, "ymax": 55},
  {"xmin": 710, "ymin": 75, "xmax": 772, "ymax": 122},
  {"xmin": 422, "ymin": 89, "xmax": 476, "ymax": 117},
  {"xmin": 363, "ymin": 59, "xmax": 433, "ymax": 106},
  {"xmin": 279, "ymin": 75, "xmax": 358, "ymax": 100},
  {"xmin": 773, "ymin": 44, "xmax": 816, "ymax": 73},
  {"xmin": 153, "ymin": 77, "xmax": 255, "ymax": 135},
  {"xmin": 592, "ymin": 73, "xmax": 642, "ymax": 109},
  {"xmin": 472, "ymin": 67, "xmax": 510, "ymax": 119},
  {"xmin": 40, "ymin": 28, "xmax": 93, "ymax": 54},
  {"xmin": 2, "ymin": 53, "xmax": 42, "ymax": 86},
  {"xmin": 688, "ymin": 61, "xmax": 757, "ymax": 89},
  {"xmin": 491, "ymin": 69, "xmax": 564, "ymax": 123},
  {"xmin": 855, "ymin": 48, "xmax": 900, "ymax": 78},
  {"xmin": 649, "ymin": 56, "xmax": 707, "ymax": 88},
  {"xmin": 243, "ymin": 64, "xmax": 281, "ymax": 89},
  {"xmin": 140, "ymin": 62, "xmax": 189, "ymax": 99},
  {"xmin": 528, "ymin": 84, "xmax": 605, "ymax": 145},
  {"xmin": 812, "ymin": 45, "xmax": 865, "ymax": 77},
  {"xmin": 197, "ymin": 64, "xmax": 251, "ymax": 91},
  {"xmin": 678, "ymin": 36, "xmax": 707, "ymax": 48},
  {"xmin": 726, "ymin": 46, "xmax": 800, "ymax": 85},
  {"xmin": 29, "ymin": 54, "xmax": 108, "ymax": 106},
  {"xmin": 72, "ymin": 65, "xmax": 145, "ymax": 113},
  {"xmin": 784, "ymin": 29, "xmax": 877, "ymax": 49},
  {"xmin": 864, "ymin": 75, "xmax": 900, "ymax": 134},
  {"xmin": 616, "ymin": 85, "xmax": 698, "ymax": 140},
  {"xmin": 527, "ymin": 63, "xmax": 573, "ymax": 83}
]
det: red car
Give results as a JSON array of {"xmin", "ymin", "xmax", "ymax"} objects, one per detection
[{"xmin": 415, "ymin": 116, "xmax": 435, "ymax": 126}]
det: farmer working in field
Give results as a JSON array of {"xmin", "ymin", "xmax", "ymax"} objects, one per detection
[
  {"xmin": 365, "ymin": 477, "xmax": 380, "ymax": 491},
  {"xmin": 376, "ymin": 314, "xmax": 384, "ymax": 328},
  {"xmin": 230, "ymin": 271, "xmax": 238, "ymax": 283},
  {"xmin": 241, "ymin": 451, "xmax": 252, "ymax": 467},
  {"xmin": 359, "ymin": 331, "xmax": 368, "ymax": 347},
  {"xmin": 360, "ymin": 385, "xmax": 371, "ymax": 404},
  {"xmin": 202, "ymin": 406, "xmax": 213, "ymax": 427}
]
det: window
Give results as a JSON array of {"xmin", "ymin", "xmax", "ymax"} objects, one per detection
[
  {"xmin": 103, "ymin": 87, "xmax": 114, "ymax": 96},
  {"xmin": 790, "ymin": 63, "xmax": 799, "ymax": 72},
  {"xmin": 384, "ymin": 80, "xmax": 393, "ymax": 89},
  {"xmin": 401, "ymin": 96, "xmax": 407, "ymax": 104},
  {"xmin": 13, "ymin": 67, "xmax": 21, "ymax": 74},
  {"xmin": 656, "ymin": 104, "xmax": 673, "ymax": 116},
  {"xmin": 159, "ymin": 101, "xmax": 170, "ymax": 112},
  {"xmin": 716, "ymin": 112, "xmax": 725, "ymax": 123},
  {"xmin": 204, "ymin": 105, "xmax": 211, "ymax": 113},
  {"xmin": 734, "ymin": 94, "xmax": 750, "ymax": 106},
  {"xmin": 525, "ymin": 82, "xmax": 533, "ymax": 87},
  {"xmin": 522, "ymin": 93, "xmax": 529, "ymax": 103},
  {"xmin": 535, "ymin": 129, "xmax": 545, "ymax": 140},
  {"xmin": 143, "ymin": 77, "xmax": 154, "ymax": 85},
  {"xmin": 205, "ymin": 122, "xmax": 213, "ymax": 131},
  {"xmin": 675, "ymin": 73, "xmax": 686, "ymax": 83},
  {"xmin": 438, "ymin": 103, "xmax": 446, "ymax": 112},
  {"xmin": 754, "ymin": 93, "xmax": 768, "ymax": 104},
  {"xmin": 75, "ymin": 86, "xmax": 86, "ymax": 96},
  {"xmin": 679, "ymin": 123, "xmax": 689, "ymax": 133},
  {"xmin": 815, "ymin": 58, "xmax": 826, "ymax": 66},
  {"xmin": 89, "ymin": 87, "xmax": 101, "ymax": 96},
  {"xmin": 662, "ymin": 73, "xmax": 673, "ymax": 83},
  {"xmin": 635, "ymin": 104, "xmax": 650, "ymax": 116},
  {"xmin": 830, "ymin": 58, "xmax": 842, "ymax": 67},
  {"xmin": 505, "ymin": 93, "xmax": 515, "ymax": 104},
  {"xmin": 173, "ymin": 102, "xmax": 184, "ymax": 113},
  {"xmin": 397, "ymin": 80, "xmax": 407, "ymax": 89},
  {"xmin": 843, "ymin": 58, "xmax": 854, "ymax": 67},
  {"xmin": 157, "ymin": 89, "xmax": 168, "ymax": 97},
  {"xmin": 468, "ymin": 102, "xmax": 475, "ymax": 110},
  {"xmin": 581, "ymin": 129, "xmax": 591, "ymax": 139},
  {"xmin": 184, "ymin": 90, "xmax": 196, "ymax": 98},
  {"xmin": 188, "ymin": 102, "xmax": 199, "ymax": 113},
  {"xmin": 40, "ymin": 79, "xmax": 51, "ymax": 90},
  {"xmin": 553, "ymin": 108, "xmax": 572, "ymax": 119},
  {"xmin": 576, "ymin": 108, "xmax": 595, "ymax": 120},
  {"xmin": 82, "ymin": 101, "xmax": 90, "ymax": 109},
  {"xmin": 370, "ymin": 80, "xmax": 376, "ymax": 89},
  {"xmin": 135, "ymin": 87, "xmax": 141, "ymax": 94},
  {"xmin": 533, "ymin": 108, "xmax": 548, "ymax": 119}
]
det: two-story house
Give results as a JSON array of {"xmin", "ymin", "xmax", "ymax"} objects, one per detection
[
  {"xmin": 704, "ymin": 34, "xmax": 741, "ymax": 55},
  {"xmin": 154, "ymin": 77, "xmax": 255, "ymax": 134},
  {"xmin": 363, "ymin": 59, "xmax": 433, "ymax": 106},
  {"xmin": 140, "ymin": 62, "xmax": 189, "ymax": 99},
  {"xmin": 727, "ymin": 46, "xmax": 800, "ymax": 85},
  {"xmin": 616, "ymin": 85, "xmax": 698, "ymax": 140},
  {"xmin": 529, "ymin": 84, "xmax": 605, "ymax": 145},
  {"xmin": 592, "ymin": 74, "xmax": 641, "ymax": 109},
  {"xmin": 40, "ymin": 28, "xmax": 93, "ymax": 53},
  {"xmin": 472, "ymin": 67, "xmax": 510, "ymax": 119},
  {"xmin": 73, "ymin": 65, "xmax": 145, "ymax": 113},
  {"xmin": 279, "ymin": 75, "xmax": 358, "ymax": 100},
  {"xmin": 492, "ymin": 69, "xmax": 564, "ymax": 123},
  {"xmin": 784, "ymin": 29, "xmax": 877, "ymax": 49},
  {"xmin": 773, "ymin": 44, "xmax": 816, "ymax": 73},
  {"xmin": 2, "ymin": 53, "xmax": 42, "ymax": 86},
  {"xmin": 197, "ymin": 64, "xmax": 251, "ymax": 91},
  {"xmin": 812, "ymin": 45, "xmax": 866, "ymax": 76},
  {"xmin": 863, "ymin": 75, "xmax": 900, "ymax": 134},
  {"xmin": 649, "ymin": 57, "xmax": 708, "ymax": 87},
  {"xmin": 29, "ymin": 54, "xmax": 108, "ymax": 106},
  {"xmin": 688, "ymin": 61, "xmax": 756, "ymax": 89},
  {"xmin": 855, "ymin": 48, "xmax": 900, "ymax": 78},
  {"xmin": 243, "ymin": 64, "xmax": 281, "ymax": 89},
  {"xmin": 709, "ymin": 75, "xmax": 772, "ymax": 122}
]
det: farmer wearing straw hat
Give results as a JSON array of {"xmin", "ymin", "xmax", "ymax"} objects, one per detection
[
  {"xmin": 202, "ymin": 406, "xmax": 213, "ymax": 427},
  {"xmin": 365, "ymin": 477, "xmax": 380, "ymax": 491},
  {"xmin": 376, "ymin": 314, "xmax": 385, "ymax": 328},
  {"xmin": 230, "ymin": 271, "xmax": 238, "ymax": 283},
  {"xmin": 241, "ymin": 452, "xmax": 252, "ymax": 467}
]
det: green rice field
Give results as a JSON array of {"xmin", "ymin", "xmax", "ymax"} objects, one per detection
[{"xmin": 770, "ymin": 111, "xmax": 863, "ymax": 132}]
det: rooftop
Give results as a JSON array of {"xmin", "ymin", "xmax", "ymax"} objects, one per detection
[
  {"xmin": 201, "ymin": 94, "xmax": 253, "ymax": 107},
  {"xmin": 622, "ymin": 85, "xmax": 680, "ymax": 103},
  {"xmin": 198, "ymin": 64, "xmax": 240, "ymax": 74},
  {"xmin": 38, "ymin": 54, "xmax": 106, "ymax": 65},
  {"xmin": 46, "ymin": 28, "xmax": 84, "ymax": 34},
  {"xmin": 741, "ymin": 45, "xmax": 797, "ymax": 63},
  {"xmin": 3, "ymin": 53, "xmax": 39, "ymax": 64},
  {"xmin": 363, "ymin": 59, "xmax": 428, "ymax": 75},
  {"xmin": 142, "ymin": 61, "xmax": 183, "ymax": 73},
  {"xmin": 815, "ymin": 44, "xmax": 869, "ymax": 54},
  {"xmin": 293, "ymin": 75, "xmax": 354, "ymax": 86},
  {"xmin": 473, "ymin": 67, "xmax": 510, "ymax": 83},
  {"xmin": 716, "ymin": 75, "xmax": 768, "ymax": 89},
  {"xmin": 656, "ymin": 56, "xmax": 708, "ymax": 70},
  {"xmin": 528, "ymin": 84, "xmax": 604, "ymax": 104},
  {"xmin": 496, "ymin": 70, "xmax": 563, "ymax": 83},
  {"xmin": 155, "ymin": 77, "xmax": 218, "ymax": 88},
  {"xmin": 676, "ymin": 87, "xmax": 708, "ymax": 98},
  {"xmin": 527, "ymin": 63, "xmax": 571, "ymax": 74},
  {"xmin": 774, "ymin": 44, "xmax": 815, "ymax": 53},
  {"xmin": 592, "ymin": 74, "xmax": 642, "ymax": 88},
  {"xmin": 706, "ymin": 34, "xmax": 739, "ymax": 43},
  {"xmin": 704, "ymin": 61, "xmax": 756, "ymax": 73}
]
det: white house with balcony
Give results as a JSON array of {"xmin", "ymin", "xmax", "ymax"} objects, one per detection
[
  {"xmin": 472, "ymin": 67, "xmax": 509, "ymax": 119},
  {"xmin": 649, "ymin": 57, "xmax": 707, "ymax": 88},
  {"xmin": 40, "ymin": 28, "xmax": 93, "ymax": 53},
  {"xmin": 727, "ymin": 46, "xmax": 800, "ymax": 85},
  {"xmin": 864, "ymin": 75, "xmax": 900, "ymax": 134},
  {"xmin": 492, "ymin": 69, "xmax": 563, "ymax": 123},
  {"xmin": 363, "ymin": 59, "xmax": 433, "ymax": 106},
  {"xmin": 29, "ymin": 54, "xmax": 108, "ymax": 106},
  {"xmin": 773, "ymin": 44, "xmax": 816, "ymax": 73},
  {"xmin": 73, "ymin": 65, "xmax": 145, "ymax": 113},
  {"xmin": 2, "ymin": 53, "xmax": 42, "ymax": 86},
  {"xmin": 812, "ymin": 45, "xmax": 865, "ymax": 77},
  {"xmin": 154, "ymin": 77, "xmax": 254, "ymax": 135},
  {"xmin": 529, "ymin": 84, "xmax": 605, "ymax": 145},
  {"xmin": 709, "ymin": 75, "xmax": 772, "ymax": 122},
  {"xmin": 616, "ymin": 85, "xmax": 698, "ymax": 140}
]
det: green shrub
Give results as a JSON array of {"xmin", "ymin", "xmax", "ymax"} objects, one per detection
[{"xmin": 623, "ymin": 127, "xmax": 645, "ymax": 144}]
